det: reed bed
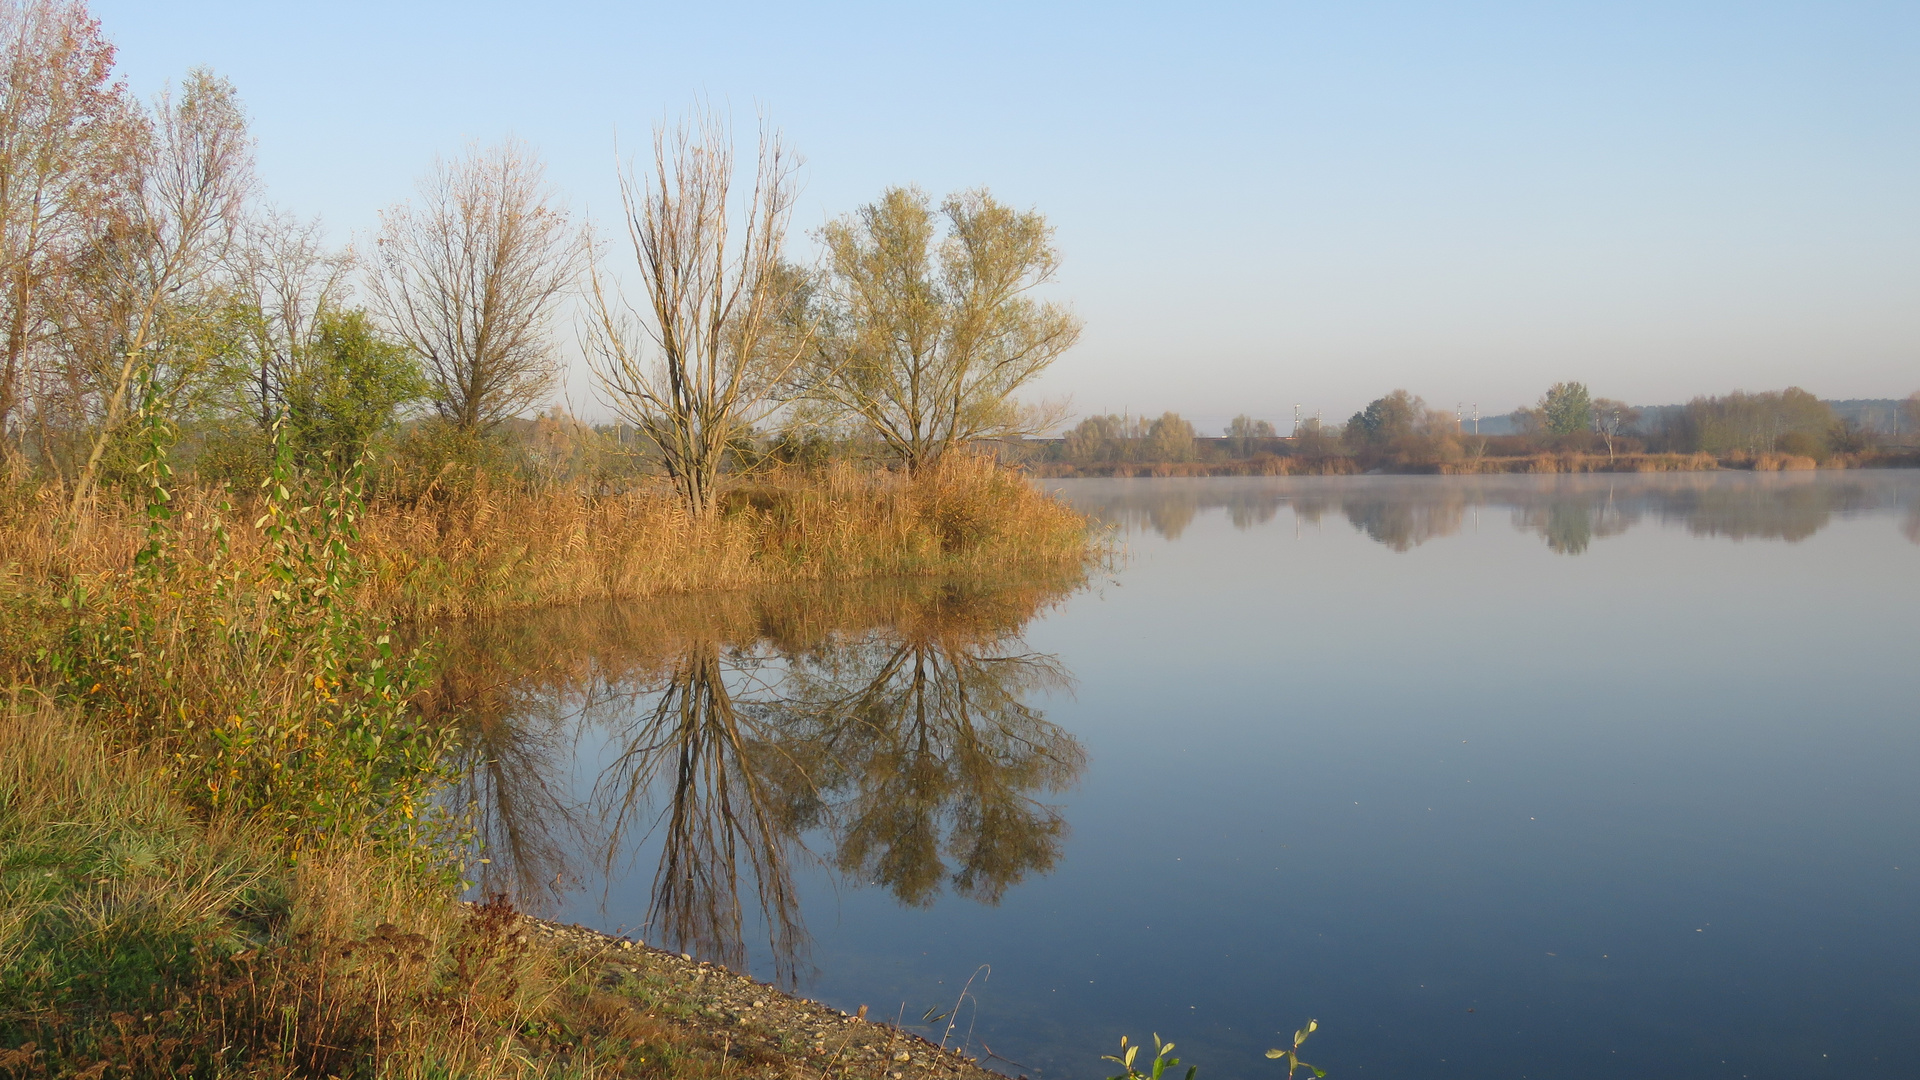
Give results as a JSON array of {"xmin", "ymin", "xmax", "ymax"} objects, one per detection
[
  {"xmin": 362, "ymin": 455, "xmax": 1091, "ymax": 618},
  {"xmin": 0, "ymin": 454, "xmax": 1096, "ymax": 621}
]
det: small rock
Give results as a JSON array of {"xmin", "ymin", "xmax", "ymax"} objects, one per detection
[{"xmin": 895, "ymin": 1051, "xmax": 912, "ymax": 1062}]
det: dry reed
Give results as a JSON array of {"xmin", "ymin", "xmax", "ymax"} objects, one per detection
[{"xmin": 0, "ymin": 455, "xmax": 1094, "ymax": 622}]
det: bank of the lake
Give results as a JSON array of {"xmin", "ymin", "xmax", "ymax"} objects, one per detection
[
  {"xmin": 517, "ymin": 914, "xmax": 1008, "ymax": 1080},
  {"xmin": 0, "ymin": 692, "xmax": 1011, "ymax": 1080},
  {"xmin": 0, "ymin": 455, "xmax": 1101, "ymax": 1078}
]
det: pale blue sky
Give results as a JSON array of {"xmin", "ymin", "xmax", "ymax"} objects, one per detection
[{"xmin": 97, "ymin": 1, "xmax": 1918, "ymax": 429}]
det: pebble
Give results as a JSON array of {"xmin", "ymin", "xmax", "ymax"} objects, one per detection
[{"xmin": 494, "ymin": 905, "xmax": 1001, "ymax": 1080}]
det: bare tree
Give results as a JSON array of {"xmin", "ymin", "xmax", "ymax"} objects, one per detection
[
  {"xmin": 0, "ymin": 0, "xmax": 141, "ymax": 448},
  {"xmin": 809, "ymin": 186, "xmax": 1081, "ymax": 473},
  {"xmin": 1592, "ymin": 398, "xmax": 1639, "ymax": 462},
  {"xmin": 227, "ymin": 207, "xmax": 352, "ymax": 428},
  {"xmin": 66, "ymin": 67, "xmax": 252, "ymax": 514},
  {"xmin": 584, "ymin": 112, "xmax": 806, "ymax": 516},
  {"xmin": 370, "ymin": 140, "xmax": 577, "ymax": 432}
]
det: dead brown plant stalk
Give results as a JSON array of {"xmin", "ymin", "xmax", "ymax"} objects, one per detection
[{"xmin": 1, "ymin": 453, "xmax": 1094, "ymax": 622}]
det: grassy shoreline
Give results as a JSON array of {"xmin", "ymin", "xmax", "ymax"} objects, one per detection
[
  {"xmin": 0, "ymin": 456, "xmax": 1100, "ymax": 1077},
  {"xmin": 0, "ymin": 693, "xmax": 1005, "ymax": 1080}
]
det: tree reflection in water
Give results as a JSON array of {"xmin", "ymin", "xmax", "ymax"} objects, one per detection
[
  {"xmin": 431, "ymin": 574, "xmax": 1086, "ymax": 982},
  {"xmin": 1068, "ymin": 472, "xmax": 1920, "ymax": 552},
  {"xmin": 769, "ymin": 619, "xmax": 1081, "ymax": 909},
  {"xmin": 593, "ymin": 637, "xmax": 807, "ymax": 978}
]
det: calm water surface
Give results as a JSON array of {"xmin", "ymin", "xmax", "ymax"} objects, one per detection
[{"xmin": 445, "ymin": 471, "xmax": 1920, "ymax": 1080}]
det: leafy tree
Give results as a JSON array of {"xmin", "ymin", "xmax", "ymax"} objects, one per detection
[
  {"xmin": 1225, "ymin": 413, "xmax": 1276, "ymax": 457},
  {"xmin": 1292, "ymin": 416, "xmax": 1340, "ymax": 457},
  {"xmin": 1063, "ymin": 413, "xmax": 1139, "ymax": 464},
  {"xmin": 808, "ymin": 185, "xmax": 1082, "ymax": 472},
  {"xmin": 0, "ymin": 0, "xmax": 143, "ymax": 445},
  {"xmin": 1147, "ymin": 412, "xmax": 1195, "ymax": 462},
  {"xmin": 1680, "ymin": 387, "xmax": 1833, "ymax": 455},
  {"xmin": 282, "ymin": 309, "xmax": 424, "ymax": 466},
  {"xmin": 1541, "ymin": 381, "xmax": 1593, "ymax": 436},
  {"xmin": 1345, "ymin": 390, "xmax": 1421, "ymax": 447},
  {"xmin": 68, "ymin": 68, "xmax": 255, "ymax": 515}
]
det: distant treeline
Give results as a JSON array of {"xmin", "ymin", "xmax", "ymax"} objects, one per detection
[{"xmin": 1027, "ymin": 386, "xmax": 1920, "ymax": 475}]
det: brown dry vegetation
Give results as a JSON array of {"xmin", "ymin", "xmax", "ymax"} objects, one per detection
[
  {"xmin": 0, "ymin": 454, "xmax": 1094, "ymax": 621},
  {"xmin": 0, "ymin": 438, "xmax": 1097, "ymax": 1077},
  {"xmin": 0, "ymin": 693, "xmax": 1004, "ymax": 1080}
]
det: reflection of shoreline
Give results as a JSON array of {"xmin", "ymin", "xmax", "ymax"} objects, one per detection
[
  {"xmin": 1053, "ymin": 471, "xmax": 1920, "ymax": 552},
  {"xmin": 426, "ymin": 573, "xmax": 1088, "ymax": 983}
]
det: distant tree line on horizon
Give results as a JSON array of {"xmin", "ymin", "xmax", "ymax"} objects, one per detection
[{"xmin": 1039, "ymin": 385, "xmax": 1920, "ymax": 470}]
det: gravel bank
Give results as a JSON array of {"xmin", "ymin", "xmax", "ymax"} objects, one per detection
[{"xmin": 524, "ymin": 914, "xmax": 1018, "ymax": 1080}]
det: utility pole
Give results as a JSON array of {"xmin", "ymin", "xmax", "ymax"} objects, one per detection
[
  {"xmin": 1472, "ymin": 404, "xmax": 1480, "ymax": 435},
  {"xmin": 1292, "ymin": 403, "xmax": 1301, "ymax": 437}
]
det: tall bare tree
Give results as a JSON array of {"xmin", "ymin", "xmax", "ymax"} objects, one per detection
[
  {"xmin": 809, "ymin": 186, "xmax": 1080, "ymax": 473},
  {"xmin": 584, "ymin": 112, "xmax": 806, "ymax": 516},
  {"xmin": 370, "ymin": 140, "xmax": 577, "ymax": 432},
  {"xmin": 227, "ymin": 207, "xmax": 352, "ymax": 429},
  {"xmin": 66, "ymin": 67, "xmax": 252, "ymax": 514},
  {"xmin": 0, "ymin": 0, "xmax": 140, "ymax": 449}
]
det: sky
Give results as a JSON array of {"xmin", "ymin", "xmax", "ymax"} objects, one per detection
[{"xmin": 93, "ymin": 1, "xmax": 1919, "ymax": 431}]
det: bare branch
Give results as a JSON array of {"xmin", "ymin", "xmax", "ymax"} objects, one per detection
[
  {"xmin": 585, "ymin": 110, "xmax": 808, "ymax": 516},
  {"xmin": 370, "ymin": 139, "xmax": 579, "ymax": 431}
]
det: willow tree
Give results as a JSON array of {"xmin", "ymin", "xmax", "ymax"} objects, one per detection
[
  {"xmin": 371, "ymin": 140, "xmax": 578, "ymax": 432},
  {"xmin": 809, "ymin": 186, "xmax": 1080, "ymax": 473},
  {"xmin": 585, "ymin": 113, "xmax": 806, "ymax": 517}
]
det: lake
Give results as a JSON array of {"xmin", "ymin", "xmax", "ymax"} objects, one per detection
[{"xmin": 442, "ymin": 470, "xmax": 1920, "ymax": 1080}]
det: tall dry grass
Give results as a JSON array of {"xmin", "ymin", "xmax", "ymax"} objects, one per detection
[
  {"xmin": 0, "ymin": 454, "xmax": 1095, "ymax": 622},
  {"xmin": 0, "ymin": 693, "xmax": 723, "ymax": 1080}
]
